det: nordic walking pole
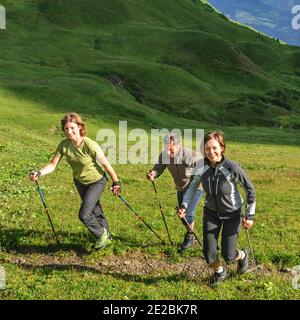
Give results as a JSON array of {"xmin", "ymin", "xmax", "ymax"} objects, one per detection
[
  {"xmin": 242, "ymin": 209, "xmax": 259, "ymax": 277},
  {"xmin": 245, "ymin": 227, "xmax": 259, "ymax": 278},
  {"xmin": 118, "ymin": 195, "xmax": 165, "ymax": 244},
  {"xmin": 151, "ymin": 181, "xmax": 173, "ymax": 245},
  {"xmin": 35, "ymin": 180, "xmax": 60, "ymax": 244}
]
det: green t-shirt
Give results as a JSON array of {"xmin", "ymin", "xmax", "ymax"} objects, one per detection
[{"xmin": 55, "ymin": 137, "xmax": 105, "ymax": 184}]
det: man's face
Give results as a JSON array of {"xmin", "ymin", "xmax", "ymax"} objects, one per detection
[{"xmin": 165, "ymin": 141, "xmax": 178, "ymax": 158}]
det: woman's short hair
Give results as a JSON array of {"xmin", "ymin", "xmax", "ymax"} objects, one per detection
[
  {"xmin": 61, "ymin": 113, "xmax": 87, "ymax": 136},
  {"xmin": 204, "ymin": 130, "xmax": 226, "ymax": 154}
]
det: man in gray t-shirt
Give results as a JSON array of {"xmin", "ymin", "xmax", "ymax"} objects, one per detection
[{"xmin": 147, "ymin": 134, "xmax": 203, "ymax": 250}]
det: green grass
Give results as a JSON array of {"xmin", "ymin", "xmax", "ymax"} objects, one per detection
[
  {"xmin": 0, "ymin": 98, "xmax": 299, "ymax": 299},
  {"xmin": 0, "ymin": 0, "xmax": 300, "ymax": 128},
  {"xmin": 0, "ymin": 0, "xmax": 299, "ymax": 300}
]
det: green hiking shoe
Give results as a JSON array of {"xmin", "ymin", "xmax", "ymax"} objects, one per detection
[{"xmin": 94, "ymin": 229, "xmax": 111, "ymax": 250}]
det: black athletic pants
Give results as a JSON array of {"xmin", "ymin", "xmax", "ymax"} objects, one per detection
[
  {"xmin": 74, "ymin": 176, "xmax": 110, "ymax": 240},
  {"xmin": 203, "ymin": 209, "xmax": 242, "ymax": 265}
]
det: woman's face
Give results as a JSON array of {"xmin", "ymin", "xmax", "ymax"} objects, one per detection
[
  {"xmin": 64, "ymin": 122, "xmax": 82, "ymax": 140},
  {"xmin": 205, "ymin": 138, "xmax": 223, "ymax": 165}
]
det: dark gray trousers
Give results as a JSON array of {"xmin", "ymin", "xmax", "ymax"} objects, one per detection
[
  {"xmin": 74, "ymin": 177, "xmax": 110, "ymax": 240},
  {"xmin": 203, "ymin": 210, "xmax": 241, "ymax": 265}
]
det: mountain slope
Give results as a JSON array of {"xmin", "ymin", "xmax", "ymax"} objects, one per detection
[{"xmin": 0, "ymin": 0, "xmax": 300, "ymax": 128}]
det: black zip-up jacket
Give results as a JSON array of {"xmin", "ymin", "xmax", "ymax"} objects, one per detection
[{"xmin": 181, "ymin": 156, "xmax": 256, "ymax": 219}]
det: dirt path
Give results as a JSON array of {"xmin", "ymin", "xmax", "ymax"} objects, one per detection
[{"xmin": 5, "ymin": 250, "xmax": 282, "ymax": 282}]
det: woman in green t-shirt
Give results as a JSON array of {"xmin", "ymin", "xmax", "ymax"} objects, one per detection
[{"xmin": 30, "ymin": 113, "xmax": 120, "ymax": 249}]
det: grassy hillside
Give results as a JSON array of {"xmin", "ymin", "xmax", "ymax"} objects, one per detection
[
  {"xmin": 0, "ymin": 0, "xmax": 299, "ymax": 300},
  {"xmin": 0, "ymin": 0, "xmax": 300, "ymax": 128}
]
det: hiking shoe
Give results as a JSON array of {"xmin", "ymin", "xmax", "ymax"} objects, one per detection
[
  {"xmin": 94, "ymin": 229, "xmax": 111, "ymax": 250},
  {"xmin": 181, "ymin": 232, "xmax": 196, "ymax": 250},
  {"xmin": 237, "ymin": 248, "xmax": 249, "ymax": 274},
  {"xmin": 208, "ymin": 269, "xmax": 228, "ymax": 288}
]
